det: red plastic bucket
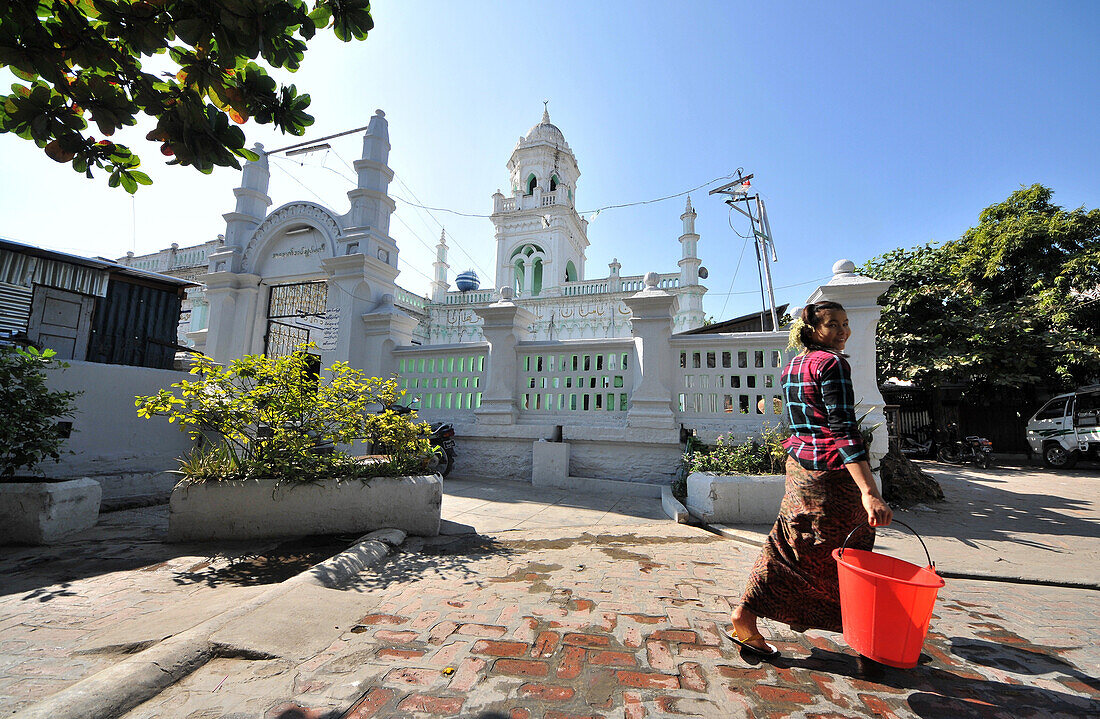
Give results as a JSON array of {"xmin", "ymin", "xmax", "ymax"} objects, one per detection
[{"xmin": 832, "ymin": 520, "xmax": 945, "ymax": 669}]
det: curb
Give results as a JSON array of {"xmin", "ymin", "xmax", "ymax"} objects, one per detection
[
  {"xmin": 705, "ymin": 523, "xmax": 1100, "ymax": 591},
  {"xmin": 12, "ymin": 528, "xmax": 407, "ymax": 719}
]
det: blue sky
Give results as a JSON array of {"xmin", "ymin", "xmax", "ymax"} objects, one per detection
[{"xmin": 1, "ymin": 1, "xmax": 1097, "ymax": 320}]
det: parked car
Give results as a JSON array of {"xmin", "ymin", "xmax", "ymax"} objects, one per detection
[{"xmin": 1026, "ymin": 387, "xmax": 1100, "ymax": 468}]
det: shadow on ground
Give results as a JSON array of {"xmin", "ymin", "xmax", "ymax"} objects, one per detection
[
  {"xmin": 895, "ymin": 462, "xmax": 1100, "ymax": 552},
  {"xmin": 0, "ymin": 504, "xmax": 359, "ymax": 599}
]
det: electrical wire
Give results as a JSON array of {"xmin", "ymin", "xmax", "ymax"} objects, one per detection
[
  {"xmin": 384, "ymin": 172, "xmax": 744, "ymax": 220},
  {"xmin": 718, "ymin": 205, "xmax": 752, "ymax": 318},
  {"xmin": 329, "ymin": 147, "xmax": 493, "ymax": 280},
  {"xmin": 391, "ymin": 171, "xmax": 492, "ymax": 279},
  {"xmin": 709, "ymin": 275, "xmax": 831, "ymax": 297},
  {"xmin": 270, "ymin": 158, "xmax": 334, "ymax": 207}
]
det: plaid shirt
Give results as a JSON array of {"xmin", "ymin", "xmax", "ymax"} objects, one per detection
[{"xmin": 782, "ymin": 349, "xmax": 868, "ymax": 471}]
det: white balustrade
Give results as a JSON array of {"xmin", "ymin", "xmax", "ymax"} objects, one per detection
[
  {"xmin": 516, "ymin": 339, "xmax": 635, "ymax": 418},
  {"xmin": 541, "ymin": 192, "xmax": 557, "ymax": 207},
  {"xmin": 395, "ymin": 286, "xmax": 429, "ymax": 312},
  {"xmin": 444, "ymin": 290, "xmax": 497, "ymax": 305},
  {"xmin": 394, "ymin": 344, "xmax": 488, "ymax": 414},
  {"xmin": 671, "ymin": 333, "xmax": 790, "ymax": 425}
]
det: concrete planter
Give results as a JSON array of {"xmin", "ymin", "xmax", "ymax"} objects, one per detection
[
  {"xmin": 167, "ymin": 475, "xmax": 442, "ymax": 542},
  {"xmin": 685, "ymin": 471, "xmax": 786, "ymax": 525},
  {"xmin": 0, "ymin": 478, "xmax": 102, "ymax": 545}
]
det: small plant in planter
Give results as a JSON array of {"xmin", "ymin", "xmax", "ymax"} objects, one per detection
[
  {"xmin": 0, "ymin": 345, "xmax": 79, "ymax": 481},
  {"xmin": 135, "ymin": 344, "xmax": 433, "ymax": 483},
  {"xmin": 675, "ymin": 423, "xmax": 791, "ymax": 501},
  {"xmin": 684, "ymin": 423, "xmax": 790, "ymax": 477}
]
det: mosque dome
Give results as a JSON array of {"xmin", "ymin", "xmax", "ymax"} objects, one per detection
[
  {"xmin": 524, "ymin": 107, "xmax": 565, "ymax": 145},
  {"xmin": 455, "ymin": 270, "xmax": 481, "ymax": 292}
]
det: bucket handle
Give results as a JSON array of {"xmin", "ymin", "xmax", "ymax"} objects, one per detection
[{"xmin": 838, "ymin": 519, "xmax": 935, "ymax": 569}]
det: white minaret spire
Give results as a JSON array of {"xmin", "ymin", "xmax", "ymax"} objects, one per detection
[
  {"xmin": 431, "ymin": 228, "xmax": 450, "ymax": 302},
  {"xmin": 676, "ymin": 196, "xmax": 706, "ymax": 331},
  {"xmin": 679, "ymin": 196, "xmax": 700, "ymax": 287}
]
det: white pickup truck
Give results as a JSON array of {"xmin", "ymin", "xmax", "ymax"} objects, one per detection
[{"xmin": 1026, "ymin": 387, "xmax": 1100, "ymax": 468}]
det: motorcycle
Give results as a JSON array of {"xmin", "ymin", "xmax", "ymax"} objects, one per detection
[
  {"xmin": 935, "ymin": 424, "xmax": 994, "ymax": 468},
  {"xmin": 899, "ymin": 424, "xmax": 936, "ymax": 458},
  {"xmin": 385, "ymin": 400, "xmax": 457, "ymax": 478}
]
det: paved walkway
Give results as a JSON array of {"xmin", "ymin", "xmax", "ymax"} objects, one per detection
[
  {"xmin": 714, "ymin": 459, "xmax": 1100, "ymax": 587},
  {"xmin": 1, "ymin": 468, "xmax": 1098, "ymax": 718}
]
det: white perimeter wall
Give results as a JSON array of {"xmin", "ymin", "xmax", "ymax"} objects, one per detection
[{"xmin": 45, "ymin": 360, "xmax": 196, "ymax": 477}]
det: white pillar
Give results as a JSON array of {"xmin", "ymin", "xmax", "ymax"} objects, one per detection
[
  {"xmin": 624, "ymin": 272, "xmax": 678, "ymax": 430},
  {"xmin": 473, "ymin": 288, "xmax": 534, "ymax": 425},
  {"xmin": 200, "ymin": 271, "xmax": 260, "ymax": 363},
  {"xmin": 361, "ymin": 295, "xmax": 419, "ymax": 379},
  {"xmin": 805, "ymin": 259, "xmax": 894, "ymax": 468}
]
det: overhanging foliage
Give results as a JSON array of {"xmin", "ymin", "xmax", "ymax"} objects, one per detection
[{"xmin": 0, "ymin": 0, "xmax": 373, "ymax": 192}]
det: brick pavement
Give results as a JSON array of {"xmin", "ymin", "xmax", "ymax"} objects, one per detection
[{"xmin": 118, "ymin": 522, "xmax": 1100, "ymax": 719}]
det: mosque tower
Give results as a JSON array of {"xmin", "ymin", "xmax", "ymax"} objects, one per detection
[
  {"xmin": 676, "ymin": 196, "xmax": 707, "ymax": 331},
  {"xmin": 490, "ymin": 106, "xmax": 589, "ymax": 297},
  {"xmin": 431, "ymin": 229, "xmax": 450, "ymax": 302}
]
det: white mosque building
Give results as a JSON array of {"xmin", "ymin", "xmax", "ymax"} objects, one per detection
[{"xmin": 121, "ymin": 109, "xmax": 708, "ymax": 354}]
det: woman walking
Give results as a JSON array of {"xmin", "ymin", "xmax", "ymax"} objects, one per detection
[{"xmin": 728, "ymin": 301, "xmax": 892, "ymax": 658}]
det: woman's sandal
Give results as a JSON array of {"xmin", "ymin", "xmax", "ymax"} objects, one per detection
[{"xmin": 724, "ymin": 629, "xmax": 780, "ymax": 659}]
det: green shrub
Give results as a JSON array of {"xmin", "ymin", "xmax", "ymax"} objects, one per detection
[
  {"xmin": 135, "ymin": 345, "xmax": 433, "ymax": 483},
  {"xmin": 682, "ymin": 424, "xmax": 790, "ymax": 477},
  {"xmin": 0, "ymin": 345, "xmax": 79, "ymax": 479}
]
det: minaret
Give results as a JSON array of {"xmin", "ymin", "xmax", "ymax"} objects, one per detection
[
  {"xmin": 216, "ymin": 143, "xmax": 271, "ymax": 271},
  {"xmin": 346, "ymin": 110, "xmax": 398, "ymax": 268},
  {"xmin": 492, "ymin": 107, "xmax": 587, "ymax": 296},
  {"xmin": 609, "ymin": 257, "xmax": 622, "ymax": 292},
  {"xmin": 431, "ymin": 229, "xmax": 450, "ymax": 302},
  {"xmin": 678, "ymin": 196, "xmax": 701, "ymax": 286},
  {"xmin": 676, "ymin": 196, "xmax": 707, "ymax": 331}
]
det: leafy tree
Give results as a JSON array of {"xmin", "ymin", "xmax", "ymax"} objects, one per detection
[
  {"xmin": 861, "ymin": 184, "xmax": 1100, "ymax": 395},
  {"xmin": 0, "ymin": 345, "xmax": 80, "ymax": 479},
  {"xmin": 0, "ymin": 0, "xmax": 374, "ymax": 192}
]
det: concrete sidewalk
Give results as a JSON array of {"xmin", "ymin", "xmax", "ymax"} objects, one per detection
[
  {"xmin": 712, "ymin": 459, "xmax": 1100, "ymax": 588},
  {"xmin": 3, "ymin": 467, "xmax": 1099, "ymax": 718}
]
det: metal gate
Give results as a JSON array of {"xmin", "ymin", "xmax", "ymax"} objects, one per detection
[{"xmin": 265, "ymin": 280, "xmax": 328, "ymax": 358}]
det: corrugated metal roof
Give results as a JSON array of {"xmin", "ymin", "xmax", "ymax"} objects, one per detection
[{"xmin": 0, "ymin": 238, "xmax": 195, "ymax": 291}]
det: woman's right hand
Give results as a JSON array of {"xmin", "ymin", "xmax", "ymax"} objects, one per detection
[{"xmin": 862, "ymin": 492, "xmax": 893, "ymax": 527}]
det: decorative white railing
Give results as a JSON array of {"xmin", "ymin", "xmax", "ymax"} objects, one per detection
[
  {"xmin": 619, "ymin": 273, "xmax": 679, "ymax": 292},
  {"xmin": 516, "ymin": 338, "xmax": 635, "ymax": 419},
  {"xmin": 541, "ymin": 192, "xmax": 557, "ymax": 206},
  {"xmin": 443, "ymin": 289, "xmax": 497, "ymax": 305},
  {"xmin": 561, "ymin": 280, "xmax": 611, "ymax": 296},
  {"xmin": 670, "ymin": 332, "xmax": 790, "ymax": 426},
  {"xmin": 395, "ymin": 286, "xmax": 429, "ymax": 313},
  {"xmin": 498, "ymin": 197, "xmax": 517, "ymax": 212},
  {"xmin": 393, "ymin": 343, "xmax": 488, "ymax": 414}
]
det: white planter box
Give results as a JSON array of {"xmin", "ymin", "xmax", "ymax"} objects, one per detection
[
  {"xmin": 167, "ymin": 475, "xmax": 442, "ymax": 542},
  {"xmin": 685, "ymin": 471, "xmax": 786, "ymax": 525},
  {"xmin": 0, "ymin": 478, "xmax": 102, "ymax": 544}
]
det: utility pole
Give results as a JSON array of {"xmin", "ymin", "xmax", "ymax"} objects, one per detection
[{"xmin": 709, "ymin": 170, "xmax": 779, "ymax": 331}]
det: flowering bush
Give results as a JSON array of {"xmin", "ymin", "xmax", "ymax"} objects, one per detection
[{"xmin": 136, "ymin": 345, "xmax": 433, "ymax": 483}]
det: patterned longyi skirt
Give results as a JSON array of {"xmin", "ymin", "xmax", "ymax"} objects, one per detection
[{"xmin": 740, "ymin": 456, "xmax": 874, "ymax": 632}]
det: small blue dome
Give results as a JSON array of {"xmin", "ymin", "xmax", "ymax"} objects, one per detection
[{"xmin": 455, "ymin": 270, "xmax": 480, "ymax": 292}]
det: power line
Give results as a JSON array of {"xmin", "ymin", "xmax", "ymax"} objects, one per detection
[
  {"xmin": 718, "ymin": 205, "xmax": 752, "ymax": 318},
  {"xmin": 710, "ymin": 275, "xmax": 831, "ymax": 297},
  {"xmin": 391, "ymin": 171, "xmax": 492, "ymax": 279},
  {"xmin": 386, "ymin": 172, "xmax": 743, "ymax": 220},
  {"xmin": 326, "ymin": 148, "xmax": 493, "ymax": 281},
  {"xmin": 270, "ymin": 158, "xmax": 334, "ymax": 207}
]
